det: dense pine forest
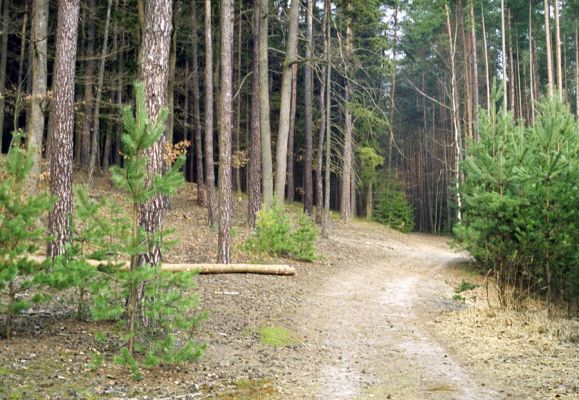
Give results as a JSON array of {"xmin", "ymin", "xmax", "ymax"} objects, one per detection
[{"xmin": 0, "ymin": 0, "xmax": 578, "ymax": 397}]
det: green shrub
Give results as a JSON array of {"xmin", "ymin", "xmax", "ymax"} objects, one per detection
[
  {"xmin": 372, "ymin": 174, "xmax": 414, "ymax": 232},
  {"xmin": 0, "ymin": 131, "xmax": 53, "ymax": 338},
  {"xmin": 245, "ymin": 206, "xmax": 318, "ymax": 262},
  {"xmin": 456, "ymin": 93, "xmax": 578, "ymax": 310}
]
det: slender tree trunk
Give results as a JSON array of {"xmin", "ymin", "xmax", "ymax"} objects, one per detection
[
  {"xmin": 137, "ymin": 0, "xmax": 173, "ymax": 265},
  {"xmin": 80, "ymin": 0, "xmax": 96, "ymax": 169},
  {"xmin": 28, "ymin": 0, "xmax": 48, "ymax": 186},
  {"xmin": 14, "ymin": 2, "xmax": 28, "ymax": 132},
  {"xmin": 545, "ymin": 0, "xmax": 554, "ymax": 96},
  {"xmin": 286, "ymin": 63, "xmax": 297, "ymax": 202},
  {"xmin": 322, "ymin": 0, "xmax": 331, "ymax": 239},
  {"xmin": 340, "ymin": 1, "xmax": 353, "ymax": 222},
  {"xmin": 508, "ymin": 9, "xmax": 515, "ymax": 114},
  {"xmin": 501, "ymin": 0, "xmax": 508, "ymax": 110},
  {"xmin": 247, "ymin": 0, "xmax": 261, "ymax": 228},
  {"xmin": 258, "ymin": 0, "xmax": 273, "ymax": 208},
  {"xmin": 47, "ymin": 0, "xmax": 80, "ymax": 257},
  {"xmin": 204, "ymin": 0, "xmax": 217, "ymax": 225},
  {"xmin": 387, "ymin": 1, "xmax": 399, "ymax": 170},
  {"xmin": 469, "ymin": 0, "xmax": 479, "ymax": 140},
  {"xmin": 575, "ymin": 27, "xmax": 578, "ymax": 120},
  {"xmin": 88, "ymin": 0, "xmax": 113, "ymax": 184},
  {"xmin": 274, "ymin": 0, "xmax": 300, "ymax": 204},
  {"xmin": 234, "ymin": 0, "xmax": 242, "ymax": 194},
  {"xmin": 445, "ymin": 4, "xmax": 462, "ymax": 222},
  {"xmin": 529, "ymin": 1, "xmax": 536, "ymax": 121},
  {"xmin": 481, "ymin": 0, "xmax": 491, "ymax": 113},
  {"xmin": 191, "ymin": 2, "xmax": 205, "ymax": 206},
  {"xmin": 218, "ymin": 0, "xmax": 234, "ymax": 264},
  {"xmin": 114, "ymin": 29, "xmax": 123, "ymax": 167},
  {"xmin": 0, "ymin": 0, "xmax": 8, "ymax": 151},
  {"xmin": 315, "ymin": 7, "xmax": 327, "ymax": 225},
  {"xmin": 553, "ymin": 0, "xmax": 562, "ymax": 98},
  {"xmin": 303, "ymin": 0, "xmax": 314, "ymax": 215}
]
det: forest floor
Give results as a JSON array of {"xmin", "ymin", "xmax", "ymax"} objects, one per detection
[{"xmin": 1, "ymin": 179, "xmax": 578, "ymax": 399}]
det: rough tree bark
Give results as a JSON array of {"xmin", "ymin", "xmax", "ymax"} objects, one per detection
[
  {"xmin": 303, "ymin": 0, "xmax": 314, "ymax": 215},
  {"xmin": 204, "ymin": 0, "xmax": 217, "ymax": 225},
  {"xmin": 481, "ymin": 0, "xmax": 491, "ymax": 113},
  {"xmin": 47, "ymin": 0, "xmax": 80, "ymax": 257},
  {"xmin": 28, "ymin": 0, "xmax": 48, "ymax": 186},
  {"xmin": 247, "ymin": 0, "xmax": 261, "ymax": 228},
  {"xmin": 274, "ymin": 0, "xmax": 300, "ymax": 204},
  {"xmin": 340, "ymin": 1, "xmax": 353, "ymax": 222},
  {"xmin": 259, "ymin": 0, "xmax": 273, "ymax": 208},
  {"xmin": 218, "ymin": 0, "xmax": 234, "ymax": 264},
  {"xmin": 315, "ymin": 0, "xmax": 328, "ymax": 225},
  {"xmin": 166, "ymin": 3, "xmax": 178, "ymax": 146},
  {"xmin": 137, "ymin": 0, "xmax": 173, "ymax": 265}
]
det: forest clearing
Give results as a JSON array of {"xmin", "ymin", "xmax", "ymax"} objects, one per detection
[
  {"xmin": 0, "ymin": 178, "xmax": 576, "ymax": 399},
  {"xmin": 1, "ymin": 0, "xmax": 578, "ymax": 399}
]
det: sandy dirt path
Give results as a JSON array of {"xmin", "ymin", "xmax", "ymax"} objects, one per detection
[{"xmin": 283, "ymin": 222, "xmax": 501, "ymax": 399}]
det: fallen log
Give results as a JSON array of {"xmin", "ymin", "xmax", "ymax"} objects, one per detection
[{"xmin": 24, "ymin": 256, "xmax": 296, "ymax": 276}]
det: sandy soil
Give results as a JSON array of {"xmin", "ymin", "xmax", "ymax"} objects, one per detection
[{"xmin": 1, "ymin": 181, "xmax": 577, "ymax": 399}]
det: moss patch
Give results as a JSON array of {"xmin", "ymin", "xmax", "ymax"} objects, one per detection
[{"xmin": 259, "ymin": 325, "xmax": 299, "ymax": 347}]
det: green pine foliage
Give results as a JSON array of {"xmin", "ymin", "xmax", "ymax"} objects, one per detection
[
  {"xmin": 0, "ymin": 131, "xmax": 53, "ymax": 338},
  {"xmin": 372, "ymin": 173, "xmax": 415, "ymax": 233},
  {"xmin": 456, "ymin": 94, "xmax": 578, "ymax": 310},
  {"xmin": 245, "ymin": 206, "xmax": 318, "ymax": 262}
]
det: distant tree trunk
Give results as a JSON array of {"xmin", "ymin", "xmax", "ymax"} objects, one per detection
[
  {"xmin": 247, "ymin": 0, "xmax": 261, "ymax": 228},
  {"xmin": 0, "ymin": 0, "xmax": 8, "ymax": 151},
  {"xmin": 575, "ymin": 27, "xmax": 578, "ymax": 120},
  {"xmin": 315, "ymin": 1, "xmax": 328, "ymax": 225},
  {"xmin": 28, "ymin": 0, "xmax": 48, "ymax": 186},
  {"xmin": 553, "ymin": 0, "xmax": 562, "ymax": 98},
  {"xmin": 387, "ymin": 1, "xmax": 399, "ymax": 170},
  {"xmin": 218, "ymin": 0, "xmax": 234, "ymax": 264},
  {"xmin": 481, "ymin": 0, "xmax": 491, "ymax": 113},
  {"xmin": 259, "ymin": 0, "xmax": 273, "ymax": 208},
  {"xmin": 274, "ymin": 0, "xmax": 300, "ymax": 204},
  {"xmin": 137, "ymin": 0, "xmax": 173, "ymax": 265},
  {"xmin": 286, "ymin": 64, "xmax": 297, "ymax": 202},
  {"xmin": 303, "ymin": 0, "xmax": 314, "ymax": 215},
  {"xmin": 204, "ymin": 0, "xmax": 217, "ymax": 225},
  {"xmin": 80, "ymin": 0, "xmax": 96, "ymax": 169},
  {"xmin": 234, "ymin": 0, "xmax": 242, "ymax": 194},
  {"xmin": 529, "ymin": 2, "xmax": 536, "ymax": 121},
  {"xmin": 315, "ymin": 68, "xmax": 326, "ymax": 225},
  {"xmin": 500, "ymin": 0, "xmax": 508, "ymax": 110},
  {"xmin": 14, "ymin": 3, "xmax": 28, "ymax": 132},
  {"xmin": 47, "ymin": 0, "xmax": 80, "ymax": 257},
  {"xmin": 114, "ymin": 29, "xmax": 124, "ymax": 167},
  {"xmin": 166, "ymin": 4, "xmax": 178, "ymax": 146},
  {"xmin": 445, "ymin": 3, "xmax": 462, "ymax": 222},
  {"xmin": 469, "ymin": 0, "xmax": 479, "ymax": 140},
  {"xmin": 191, "ymin": 2, "xmax": 204, "ymax": 206},
  {"xmin": 545, "ymin": 0, "xmax": 554, "ymax": 96},
  {"xmin": 322, "ymin": 0, "xmax": 331, "ymax": 239},
  {"xmin": 340, "ymin": 1, "xmax": 353, "ymax": 222},
  {"xmin": 88, "ymin": 0, "xmax": 113, "ymax": 185},
  {"xmin": 508, "ymin": 9, "xmax": 515, "ymax": 114}
]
